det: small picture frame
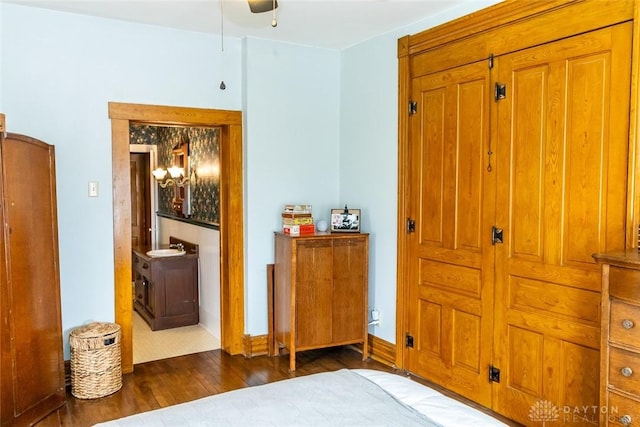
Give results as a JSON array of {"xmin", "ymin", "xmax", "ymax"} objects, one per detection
[{"xmin": 330, "ymin": 207, "xmax": 361, "ymax": 233}]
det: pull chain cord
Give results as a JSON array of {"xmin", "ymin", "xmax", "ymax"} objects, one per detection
[
  {"xmin": 219, "ymin": 0, "xmax": 226, "ymax": 90},
  {"xmin": 271, "ymin": 0, "xmax": 277, "ymax": 27}
]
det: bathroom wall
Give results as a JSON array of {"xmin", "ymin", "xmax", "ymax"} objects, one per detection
[{"xmin": 131, "ymin": 124, "xmax": 220, "ymax": 225}]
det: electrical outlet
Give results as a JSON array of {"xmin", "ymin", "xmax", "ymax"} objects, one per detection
[{"xmin": 369, "ymin": 309, "xmax": 380, "ymax": 326}]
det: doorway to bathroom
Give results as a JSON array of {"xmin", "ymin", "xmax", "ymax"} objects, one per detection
[
  {"xmin": 129, "ymin": 131, "xmax": 221, "ymax": 364},
  {"xmin": 110, "ymin": 102, "xmax": 245, "ymax": 373}
]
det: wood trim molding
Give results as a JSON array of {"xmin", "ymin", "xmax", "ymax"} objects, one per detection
[
  {"xmin": 395, "ymin": 32, "xmax": 410, "ymax": 371},
  {"xmin": 368, "ymin": 334, "xmax": 396, "ymax": 368},
  {"xmin": 267, "ymin": 264, "xmax": 275, "ymax": 356},
  {"xmin": 109, "ymin": 102, "xmax": 245, "ymax": 373},
  {"xmin": 629, "ymin": 1, "xmax": 640, "ymax": 248},
  {"xmin": 406, "ymin": 0, "xmax": 580, "ymax": 54},
  {"xmin": 407, "ymin": 0, "xmax": 633, "ymax": 78},
  {"xmin": 243, "ymin": 334, "xmax": 269, "ymax": 358}
]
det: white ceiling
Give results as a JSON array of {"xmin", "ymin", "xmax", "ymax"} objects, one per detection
[{"xmin": 2, "ymin": 0, "xmax": 466, "ymax": 49}]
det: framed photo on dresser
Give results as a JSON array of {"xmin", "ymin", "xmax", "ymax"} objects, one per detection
[{"xmin": 330, "ymin": 207, "xmax": 360, "ymax": 232}]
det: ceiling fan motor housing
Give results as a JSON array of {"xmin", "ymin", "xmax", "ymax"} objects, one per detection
[{"xmin": 248, "ymin": 0, "xmax": 278, "ymax": 13}]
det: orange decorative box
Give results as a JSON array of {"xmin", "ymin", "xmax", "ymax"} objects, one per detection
[{"xmin": 283, "ymin": 224, "xmax": 315, "ymax": 235}]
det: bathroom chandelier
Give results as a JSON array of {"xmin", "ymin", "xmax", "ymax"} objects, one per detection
[{"xmin": 152, "ymin": 166, "xmax": 189, "ymax": 188}]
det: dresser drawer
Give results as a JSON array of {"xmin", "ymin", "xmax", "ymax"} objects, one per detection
[
  {"xmin": 610, "ymin": 266, "xmax": 640, "ymax": 302},
  {"xmin": 611, "ymin": 300, "xmax": 640, "ymax": 349},
  {"xmin": 607, "ymin": 392, "xmax": 640, "ymax": 426},
  {"xmin": 133, "ymin": 254, "xmax": 151, "ymax": 278},
  {"xmin": 610, "ymin": 347, "xmax": 640, "ymax": 396}
]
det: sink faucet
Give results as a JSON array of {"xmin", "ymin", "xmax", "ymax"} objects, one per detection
[{"xmin": 170, "ymin": 243, "xmax": 185, "ymax": 251}]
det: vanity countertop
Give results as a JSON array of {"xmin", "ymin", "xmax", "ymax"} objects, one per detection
[{"xmin": 133, "ymin": 246, "xmax": 198, "ymax": 261}]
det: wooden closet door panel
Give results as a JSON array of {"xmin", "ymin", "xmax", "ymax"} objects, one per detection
[
  {"xmin": 407, "ymin": 60, "xmax": 495, "ymax": 406},
  {"xmin": 1, "ymin": 135, "xmax": 65, "ymax": 422},
  {"xmin": 493, "ymin": 24, "xmax": 631, "ymax": 424}
]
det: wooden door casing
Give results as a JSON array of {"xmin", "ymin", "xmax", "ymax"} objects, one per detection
[
  {"xmin": 110, "ymin": 103, "xmax": 245, "ymax": 371},
  {"xmin": 492, "ymin": 24, "xmax": 631, "ymax": 424},
  {"xmin": 406, "ymin": 59, "xmax": 495, "ymax": 407}
]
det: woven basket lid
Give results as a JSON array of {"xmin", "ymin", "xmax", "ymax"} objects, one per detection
[{"xmin": 70, "ymin": 322, "xmax": 120, "ymax": 339}]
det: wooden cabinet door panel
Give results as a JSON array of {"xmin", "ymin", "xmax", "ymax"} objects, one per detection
[
  {"xmin": 146, "ymin": 279, "xmax": 156, "ymax": 316},
  {"xmin": 163, "ymin": 265, "xmax": 198, "ymax": 317},
  {"xmin": 493, "ymin": 23, "xmax": 631, "ymax": 424},
  {"xmin": 407, "ymin": 59, "xmax": 495, "ymax": 407},
  {"xmin": 332, "ymin": 238, "xmax": 367, "ymax": 343},
  {"xmin": 296, "ymin": 239, "xmax": 333, "ymax": 348}
]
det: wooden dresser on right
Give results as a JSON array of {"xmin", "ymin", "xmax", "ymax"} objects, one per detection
[{"xmin": 595, "ymin": 251, "xmax": 640, "ymax": 426}]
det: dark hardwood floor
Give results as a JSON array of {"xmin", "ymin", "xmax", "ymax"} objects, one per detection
[
  {"xmin": 37, "ymin": 346, "xmax": 520, "ymax": 426},
  {"xmin": 37, "ymin": 347, "xmax": 396, "ymax": 427}
]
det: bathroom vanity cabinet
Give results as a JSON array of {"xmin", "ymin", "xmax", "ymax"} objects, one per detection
[{"xmin": 133, "ymin": 248, "xmax": 199, "ymax": 331}]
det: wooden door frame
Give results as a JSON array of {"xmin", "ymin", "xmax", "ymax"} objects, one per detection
[{"xmin": 109, "ymin": 102, "xmax": 245, "ymax": 373}]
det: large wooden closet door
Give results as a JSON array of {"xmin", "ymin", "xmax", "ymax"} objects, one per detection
[
  {"xmin": 406, "ymin": 60, "xmax": 495, "ymax": 406},
  {"xmin": 492, "ymin": 24, "xmax": 631, "ymax": 424}
]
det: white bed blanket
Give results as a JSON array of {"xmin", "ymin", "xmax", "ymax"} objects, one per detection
[
  {"xmin": 94, "ymin": 369, "xmax": 507, "ymax": 426},
  {"xmin": 353, "ymin": 369, "xmax": 507, "ymax": 427}
]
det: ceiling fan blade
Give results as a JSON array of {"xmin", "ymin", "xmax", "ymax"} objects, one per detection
[{"xmin": 248, "ymin": 0, "xmax": 278, "ymax": 13}]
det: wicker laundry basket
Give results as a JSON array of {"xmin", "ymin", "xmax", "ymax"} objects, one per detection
[{"xmin": 70, "ymin": 322, "xmax": 122, "ymax": 399}]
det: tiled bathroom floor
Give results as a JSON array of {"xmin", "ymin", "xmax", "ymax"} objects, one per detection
[{"xmin": 133, "ymin": 311, "xmax": 220, "ymax": 364}]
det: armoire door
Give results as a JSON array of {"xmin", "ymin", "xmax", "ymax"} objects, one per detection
[
  {"xmin": 492, "ymin": 23, "xmax": 631, "ymax": 424},
  {"xmin": 406, "ymin": 59, "xmax": 495, "ymax": 407},
  {"xmin": 0, "ymin": 133, "xmax": 65, "ymax": 424}
]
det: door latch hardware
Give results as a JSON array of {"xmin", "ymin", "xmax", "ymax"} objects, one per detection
[
  {"xmin": 489, "ymin": 365, "xmax": 501, "ymax": 383},
  {"xmin": 494, "ymin": 83, "xmax": 506, "ymax": 101},
  {"xmin": 492, "ymin": 226, "xmax": 504, "ymax": 245},
  {"xmin": 405, "ymin": 333, "xmax": 414, "ymax": 348}
]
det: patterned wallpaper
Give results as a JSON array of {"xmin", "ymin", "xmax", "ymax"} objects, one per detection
[{"xmin": 130, "ymin": 124, "xmax": 220, "ymax": 226}]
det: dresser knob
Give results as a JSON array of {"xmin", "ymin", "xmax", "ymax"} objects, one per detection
[
  {"xmin": 620, "ymin": 414, "xmax": 632, "ymax": 426},
  {"xmin": 622, "ymin": 319, "xmax": 635, "ymax": 330},
  {"xmin": 621, "ymin": 367, "xmax": 634, "ymax": 377}
]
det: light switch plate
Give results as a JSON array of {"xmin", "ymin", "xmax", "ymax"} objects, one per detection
[{"xmin": 88, "ymin": 181, "xmax": 99, "ymax": 197}]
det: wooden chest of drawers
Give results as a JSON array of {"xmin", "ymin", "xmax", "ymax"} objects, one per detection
[{"xmin": 595, "ymin": 251, "xmax": 640, "ymax": 426}]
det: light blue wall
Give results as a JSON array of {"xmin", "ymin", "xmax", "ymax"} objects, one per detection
[
  {"xmin": 339, "ymin": 34, "xmax": 400, "ymax": 343},
  {"xmin": 242, "ymin": 37, "xmax": 341, "ymax": 333},
  {"xmin": 1, "ymin": 0, "xmax": 501, "ymax": 357},
  {"xmin": 1, "ymin": 4, "xmax": 243, "ymax": 357}
]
